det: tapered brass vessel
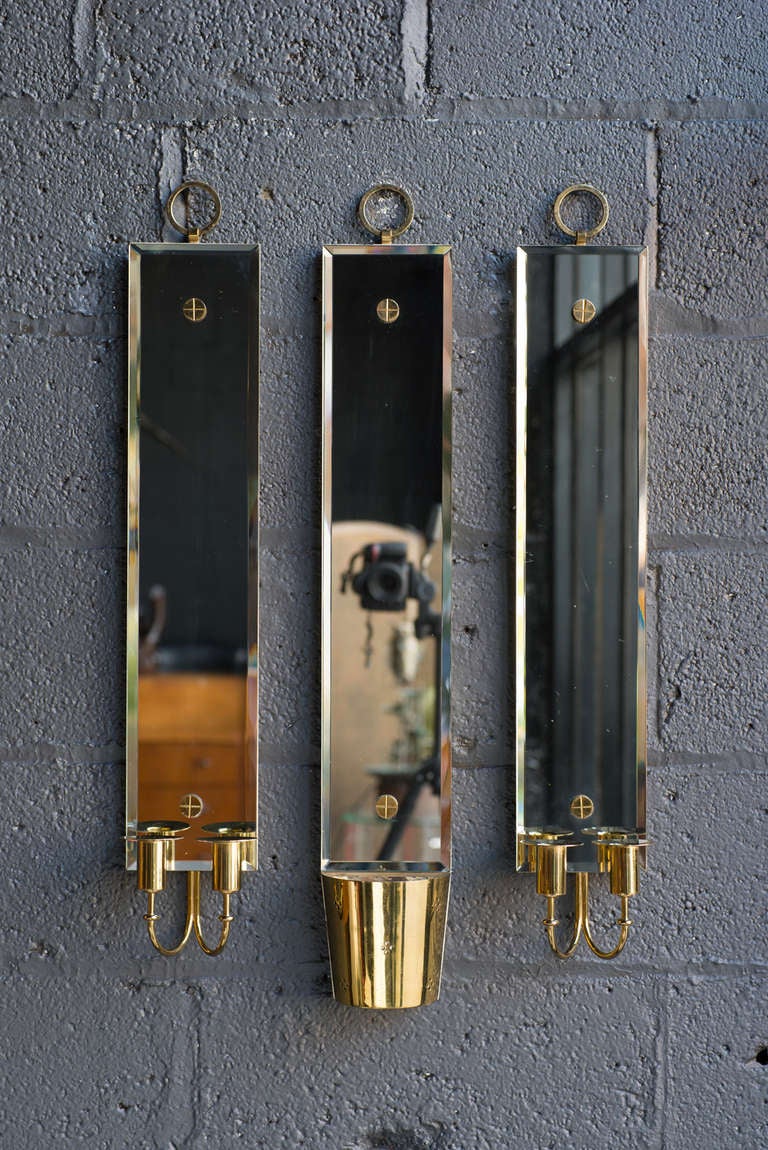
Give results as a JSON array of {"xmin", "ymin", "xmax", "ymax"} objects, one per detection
[{"xmin": 322, "ymin": 870, "xmax": 450, "ymax": 1009}]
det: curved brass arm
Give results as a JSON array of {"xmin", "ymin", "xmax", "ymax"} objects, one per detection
[
  {"xmin": 193, "ymin": 882, "xmax": 234, "ymax": 956},
  {"xmin": 144, "ymin": 882, "xmax": 195, "ymax": 956},
  {"xmin": 144, "ymin": 872, "xmax": 235, "ymax": 957},
  {"xmin": 543, "ymin": 892, "xmax": 583, "ymax": 959},
  {"xmin": 135, "ymin": 823, "xmax": 255, "ymax": 955},
  {"xmin": 580, "ymin": 880, "xmax": 631, "ymax": 960},
  {"xmin": 545, "ymin": 874, "xmax": 632, "ymax": 960}
]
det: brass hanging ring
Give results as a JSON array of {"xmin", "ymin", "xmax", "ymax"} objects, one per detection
[
  {"xmin": 357, "ymin": 184, "xmax": 415, "ymax": 240},
  {"xmin": 165, "ymin": 180, "xmax": 222, "ymax": 239},
  {"xmin": 553, "ymin": 184, "xmax": 610, "ymax": 242}
]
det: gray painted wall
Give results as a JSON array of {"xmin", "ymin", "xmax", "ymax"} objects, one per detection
[{"xmin": 1, "ymin": 2, "xmax": 766, "ymax": 1146}]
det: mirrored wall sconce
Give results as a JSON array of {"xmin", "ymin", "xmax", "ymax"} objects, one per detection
[
  {"xmin": 516, "ymin": 185, "xmax": 648, "ymax": 959},
  {"xmin": 126, "ymin": 182, "xmax": 259, "ymax": 955},
  {"xmin": 321, "ymin": 186, "xmax": 452, "ymax": 1006}
]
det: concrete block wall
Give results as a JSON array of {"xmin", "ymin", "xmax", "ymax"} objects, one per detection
[{"xmin": 1, "ymin": 3, "xmax": 766, "ymax": 1146}]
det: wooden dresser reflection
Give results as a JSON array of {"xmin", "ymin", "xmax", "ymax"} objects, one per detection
[{"xmin": 138, "ymin": 673, "xmax": 250, "ymax": 860}]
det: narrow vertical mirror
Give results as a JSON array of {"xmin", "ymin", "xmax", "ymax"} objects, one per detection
[
  {"xmin": 126, "ymin": 189, "xmax": 259, "ymax": 956},
  {"xmin": 321, "ymin": 190, "xmax": 451, "ymax": 1007},
  {"xmin": 516, "ymin": 187, "xmax": 647, "ymax": 958}
]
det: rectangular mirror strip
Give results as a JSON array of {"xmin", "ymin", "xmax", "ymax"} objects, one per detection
[
  {"xmin": 516, "ymin": 246, "xmax": 647, "ymax": 870},
  {"xmin": 321, "ymin": 245, "xmax": 452, "ymax": 875},
  {"xmin": 126, "ymin": 244, "xmax": 259, "ymax": 870}
]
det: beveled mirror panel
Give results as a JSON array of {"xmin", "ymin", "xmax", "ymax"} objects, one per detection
[
  {"xmin": 320, "ymin": 242, "xmax": 451, "ymax": 1007},
  {"xmin": 126, "ymin": 244, "xmax": 259, "ymax": 869},
  {"xmin": 516, "ymin": 246, "xmax": 647, "ymax": 870},
  {"xmin": 322, "ymin": 247, "xmax": 452, "ymax": 876}
]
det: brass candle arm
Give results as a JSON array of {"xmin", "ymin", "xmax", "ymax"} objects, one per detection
[
  {"xmin": 545, "ymin": 873, "xmax": 630, "ymax": 961},
  {"xmin": 525, "ymin": 832, "xmax": 647, "ymax": 961},
  {"xmin": 144, "ymin": 872, "xmax": 231, "ymax": 957},
  {"xmin": 132, "ymin": 822, "xmax": 256, "ymax": 956}
]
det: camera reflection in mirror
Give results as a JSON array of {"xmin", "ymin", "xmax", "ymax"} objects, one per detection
[{"xmin": 331, "ymin": 519, "xmax": 442, "ymax": 863}]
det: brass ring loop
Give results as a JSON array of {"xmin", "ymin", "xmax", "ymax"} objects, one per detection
[
  {"xmin": 357, "ymin": 184, "xmax": 415, "ymax": 240},
  {"xmin": 553, "ymin": 184, "xmax": 610, "ymax": 242},
  {"xmin": 165, "ymin": 180, "xmax": 222, "ymax": 239}
]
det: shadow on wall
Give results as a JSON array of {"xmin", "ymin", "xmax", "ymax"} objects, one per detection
[{"xmin": 366, "ymin": 1124, "xmax": 450, "ymax": 1150}]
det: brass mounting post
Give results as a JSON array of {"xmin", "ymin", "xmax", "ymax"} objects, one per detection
[{"xmin": 133, "ymin": 821, "xmax": 256, "ymax": 956}]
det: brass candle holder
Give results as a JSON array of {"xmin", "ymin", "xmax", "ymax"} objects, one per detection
[{"xmin": 133, "ymin": 821, "xmax": 256, "ymax": 956}]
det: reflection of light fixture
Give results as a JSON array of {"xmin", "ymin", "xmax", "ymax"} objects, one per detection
[
  {"xmin": 126, "ymin": 182, "xmax": 260, "ymax": 956},
  {"xmin": 516, "ymin": 186, "xmax": 648, "ymax": 959},
  {"xmin": 320, "ymin": 186, "xmax": 453, "ymax": 1006}
]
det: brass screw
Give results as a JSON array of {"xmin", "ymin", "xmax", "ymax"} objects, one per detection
[
  {"xmin": 570, "ymin": 794, "xmax": 595, "ymax": 819},
  {"xmin": 183, "ymin": 297, "xmax": 207, "ymax": 323},
  {"xmin": 180, "ymin": 793, "xmax": 204, "ymax": 818},
  {"xmin": 572, "ymin": 298, "xmax": 596, "ymax": 324},
  {"xmin": 375, "ymin": 793, "xmax": 399, "ymax": 820},
  {"xmin": 376, "ymin": 298, "xmax": 400, "ymax": 324}
]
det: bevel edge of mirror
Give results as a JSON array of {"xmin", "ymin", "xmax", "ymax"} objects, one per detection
[
  {"xmin": 320, "ymin": 861, "xmax": 449, "ymax": 876},
  {"xmin": 514, "ymin": 244, "xmax": 647, "ymax": 255},
  {"xmin": 128, "ymin": 242, "xmax": 260, "ymax": 254},
  {"xmin": 635, "ymin": 244, "xmax": 649, "ymax": 870},
  {"xmin": 321, "ymin": 244, "xmax": 452, "ymax": 256},
  {"xmin": 125, "ymin": 245, "xmax": 142, "ymax": 869}
]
